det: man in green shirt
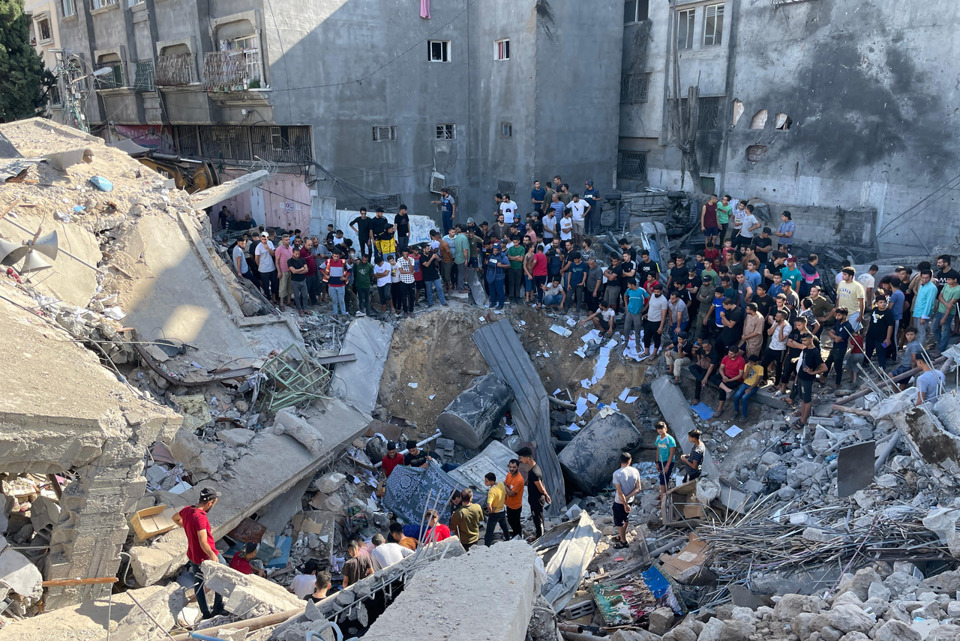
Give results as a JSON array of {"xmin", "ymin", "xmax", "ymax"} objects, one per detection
[
  {"xmin": 934, "ymin": 270, "xmax": 960, "ymax": 353},
  {"xmin": 506, "ymin": 241, "xmax": 526, "ymax": 303},
  {"xmin": 448, "ymin": 488, "xmax": 484, "ymax": 551},
  {"xmin": 453, "ymin": 226, "xmax": 470, "ymax": 293},
  {"xmin": 353, "ymin": 254, "xmax": 374, "ymax": 317}
]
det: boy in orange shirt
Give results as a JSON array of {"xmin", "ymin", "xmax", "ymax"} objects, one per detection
[{"xmin": 503, "ymin": 458, "xmax": 525, "ymax": 540}]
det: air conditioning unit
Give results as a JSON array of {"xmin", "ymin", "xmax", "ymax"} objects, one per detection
[{"xmin": 429, "ymin": 171, "xmax": 445, "ymax": 194}]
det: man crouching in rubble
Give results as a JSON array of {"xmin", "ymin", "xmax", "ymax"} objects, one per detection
[{"xmin": 172, "ymin": 488, "xmax": 224, "ymax": 619}]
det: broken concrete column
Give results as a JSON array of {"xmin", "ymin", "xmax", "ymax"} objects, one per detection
[
  {"xmin": 891, "ymin": 407, "xmax": 960, "ymax": 481},
  {"xmin": 202, "ymin": 559, "xmax": 305, "ymax": 618},
  {"xmin": 558, "ymin": 408, "xmax": 641, "ymax": 492},
  {"xmin": 274, "ymin": 408, "xmax": 325, "ymax": 457},
  {"xmin": 362, "ymin": 540, "xmax": 540, "ymax": 641},
  {"xmin": 437, "ymin": 373, "xmax": 514, "ymax": 449}
]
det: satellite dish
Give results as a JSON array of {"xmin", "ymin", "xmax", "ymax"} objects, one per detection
[{"xmin": 0, "ymin": 239, "xmax": 29, "ymax": 266}]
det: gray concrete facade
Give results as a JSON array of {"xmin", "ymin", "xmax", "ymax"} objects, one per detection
[
  {"xmin": 54, "ymin": 0, "xmax": 624, "ymax": 227},
  {"xmin": 619, "ymin": 0, "xmax": 960, "ymax": 254}
]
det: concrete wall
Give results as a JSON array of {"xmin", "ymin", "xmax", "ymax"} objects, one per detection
[
  {"xmin": 25, "ymin": 0, "xmax": 61, "ymax": 71},
  {"xmin": 633, "ymin": 0, "xmax": 960, "ymax": 254}
]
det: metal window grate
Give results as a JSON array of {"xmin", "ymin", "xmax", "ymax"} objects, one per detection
[
  {"xmin": 618, "ymin": 151, "xmax": 648, "ymax": 180},
  {"xmin": 620, "ymin": 73, "xmax": 649, "ymax": 104},
  {"xmin": 367, "ymin": 194, "xmax": 402, "ymax": 210},
  {"xmin": 697, "ymin": 97, "xmax": 722, "ymax": 130},
  {"xmin": 435, "ymin": 124, "xmax": 456, "ymax": 140},
  {"xmin": 133, "ymin": 60, "xmax": 155, "ymax": 92},
  {"xmin": 372, "ymin": 126, "xmax": 398, "ymax": 142},
  {"xmin": 497, "ymin": 180, "xmax": 517, "ymax": 195},
  {"xmin": 96, "ymin": 62, "xmax": 125, "ymax": 88},
  {"xmin": 251, "ymin": 125, "xmax": 313, "ymax": 163},
  {"xmin": 156, "ymin": 53, "xmax": 197, "ymax": 86},
  {"xmin": 175, "ymin": 126, "xmax": 200, "ymax": 156},
  {"xmin": 200, "ymin": 126, "xmax": 252, "ymax": 161}
]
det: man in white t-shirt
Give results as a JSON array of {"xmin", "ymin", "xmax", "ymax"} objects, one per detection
[
  {"xmin": 370, "ymin": 533, "xmax": 413, "ymax": 570},
  {"xmin": 567, "ymin": 194, "xmax": 590, "ymax": 244},
  {"xmin": 736, "ymin": 204, "xmax": 760, "ymax": 249},
  {"xmin": 499, "ymin": 194, "xmax": 517, "ymax": 226},
  {"xmin": 254, "ymin": 231, "xmax": 278, "ymax": 302},
  {"xmin": 612, "ymin": 452, "xmax": 641, "ymax": 549},
  {"xmin": 856, "ymin": 265, "xmax": 878, "ymax": 303},
  {"xmin": 373, "ymin": 256, "xmax": 392, "ymax": 315},
  {"xmin": 559, "ymin": 210, "xmax": 573, "ymax": 242}
]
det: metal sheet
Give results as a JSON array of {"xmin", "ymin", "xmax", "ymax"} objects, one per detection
[
  {"xmin": 535, "ymin": 512, "xmax": 601, "ymax": 610},
  {"xmin": 837, "ymin": 440, "xmax": 876, "ymax": 498},
  {"xmin": 473, "ymin": 320, "xmax": 565, "ymax": 516}
]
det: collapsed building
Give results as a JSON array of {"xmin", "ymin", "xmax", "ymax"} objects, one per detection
[{"xmin": 4, "ymin": 118, "xmax": 960, "ymax": 641}]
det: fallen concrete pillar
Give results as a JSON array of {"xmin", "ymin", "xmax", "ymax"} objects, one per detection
[
  {"xmin": 437, "ymin": 373, "xmax": 514, "ymax": 449},
  {"xmin": 558, "ymin": 408, "xmax": 642, "ymax": 492},
  {"xmin": 202, "ymin": 560, "xmax": 305, "ymax": 618},
  {"xmin": 362, "ymin": 540, "xmax": 540, "ymax": 641},
  {"xmin": 650, "ymin": 376, "xmax": 718, "ymax": 478},
  {"xmin": 189, "ymin": 170, "xmax": 269, "ymax": 210},
  {"xmin": 891, "ymin": 407, "xmax": 960, "ymax": 482}
]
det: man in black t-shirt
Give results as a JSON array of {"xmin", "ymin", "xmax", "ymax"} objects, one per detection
[
  {"xmin": 638, "ymin": 250, "xmax": 660, "ymax": 283},
  {"xmin": 790, "ymin": 332, "xmax": 827, "ymax": 428},
  {"xmin": 394, "ymin": 205, "xmax": 411, "ymax": 253},
  {"xmin": 668, "ymin": 255, "xmax": 690, "ymax": 293},
  {"xmin": 717, "ymin": 298, "xmax": 744, "ymax": 353},
  {"xmin": 864, "ymin": 295, "xmax": 894, "ymax": 369},
  {"xmin": 517, "ymin": 446, "xmax": 551, "ymax": 539},
  {"xmin": 350, "ymin": 208, "xmax": 373, "ymax": 259},
  {"xmin": 403, "ymin": 440, "xmax": 431, "ymax": 468}
]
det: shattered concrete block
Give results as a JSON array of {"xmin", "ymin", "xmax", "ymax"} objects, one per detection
[
  {"xmin": 314, "ymin": 472, "xmax": 346, "ymax": 494},
  {"xmin": 218, "ymin": 428, "xmax": 256, "ymax": 448},
  {"xmin": 129, "ymin": 529, "xmax": 188, "ymax": 587},
  {"xmin": 816, "ymin": 604, "xmax": 875, "ymax": 634},
  {"xmin": 274, "ymin": 408, "xmax": 325, "ymax": 456},
  {"xmin": 202, "ymin": 560, "xmax": 304, "ymax": 618},
  {"xmin": 891, "ymin": 408, "xmax": 960, "ymax": 480},
  {"xmin": 29, "ymin": 495, "xmax": 61, "ymax": 538},
  {"xmin": 112, "ymin": 583, "xmax": 185, "ymax": 641},
  {"xmin": 361, "ymin": 540, "xmax": 538, "ymax": 641},
  {"xmin": 773, "ymin": 594, "xmax": 823, "ymax": 620},
  {"xmin": 0, "ymin": 535, "xmax": 42, "ymax": 601},
  {"xmin": 694, "ymin": 618, "xmax": 725, "ymax": 641},
  {"xmin": 875, "ymin": 619, "xmax": 922, "ymax": 641},
  {"xmin": 648, "ymin": 606, "xmax": 676, "ymax": 635}
]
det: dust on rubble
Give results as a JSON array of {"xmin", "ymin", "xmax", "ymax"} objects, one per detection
[{"xmin": 378, "ymin": 305, "xmax": 653, "ymax": 438}]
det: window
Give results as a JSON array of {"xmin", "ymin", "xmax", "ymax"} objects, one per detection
[
  {"xmin": 435, "ymin": 124, "xmax": 456, "ymax": 140},
  {"xmin": 62, "ymin": 0, "xmax": 75, "ymax": 17},
  {"xmin": 372, "ymin": 126, "xmax": 398, "ymax": 142},
  {"xmin": 96, "ymin": 54, "xmax": 125, "ymax": 88},
  {"xmin": 428, "ymin": 40, "xmax": 451, "ymax": 63},
  {"xmin": 495, "ymin": 39, "xmax": 510, "ymax": 61},
  {"xmin": 500, "ymin": 122, "xmax": 513, "ymax": 138},
  {"xmin": 703, "ymin": 4, "xmax": 724, "ymax": 46},
  {"xmin": 677, "ymin": 9, "xmax": 695, "ymax": 50},
  {"xmin": 624, "ymin": 0, "xmax": 649, "ymax": 23},
  {"xmin": 697, "ymin": 97, "xmax": 722, "ymax": 130},
  {"xmin": 620, "ymin": 73, "xmax": 649, "ymax": 104},
  {"xmin": 36, "ymin": 18, "xmax": 52, "ymax": 42},
  {"xmin": 129, "ymin": 0, "xmax": 145, "ymax": 5},
  {"xmin": 618, "ymin": 151, "xmax": 648, "ymax": 181},
  {"xmin": 133, "ymin": 60, "xmax": 155, "ymax": 92},
  {"xmin": 221, "ymin": 34, "xmax": 262, "ymax": 87},
  {"xmin": 92, "ymin": 0, "xmax": 118, "ymax": 9}
]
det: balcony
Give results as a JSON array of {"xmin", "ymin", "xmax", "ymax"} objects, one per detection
[
  {"xmin": 202, "ymin": 50, "xmax": 262, "ymax": 93},
  {"xmin": 155, "ymin": 53, "xmax": 197, "ymax": 87}
]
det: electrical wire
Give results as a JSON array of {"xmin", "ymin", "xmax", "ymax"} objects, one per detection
[{"xmin": 876, "ymin": 172, "xmax": 960, "ymax": 236}]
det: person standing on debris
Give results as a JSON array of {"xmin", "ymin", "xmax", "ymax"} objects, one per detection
[
  {"xmin": 775, "ymin": 211, "xmax": 795, "ymax": 251},
  {"xmin": 612, "ymin": 452, "xmax": 642, "ymax": 549},
  {"xmin": 453, "ymin": 226, "xmax": 470, "ymax": 293},
  {"xmin": 764, "ymin": 309, "xmax": 790, "ymax": 388},
  {"xmin": 306, "ymin": 571, "xmax": 332, "ymax": 603},
  {"xmin": 483, "ymin": 473, "xmax": 510, "ymax": 547},
  {"xmin": 643, "ymin": 283, "xmax": 670, "ymax": 358},
  {"xmin": 701, "ymin": 194, "xmax": 720, "ymax": 246},
  {"xmin": 396, "ymin": 248, "xmax": 416, "ymax": 316},
  {"xmin": 172, "ymin": 488, "xmax": 224, "ymax": 620},
  {"xmin": 327, "ymin": 251, "xmax": 348, "ymax": 316},
  {"xmin": 342, "ymin": 539, "xmax": 374, "ymax": 589},
  {"xmin": 381, "ymin": 442, "xmax": 404, "ymax": 478},
  {"xmin": 622, "ymin": 280, "xmax": 648, "ymax": 343},
  {"xmin": 373, "ymin": 256, "xmax": 392, "ymax": 316},
  {"xmin": 583, "ymin": 180, "xmax": 601, "ymax": 235},
  {"xmin": 255, "ymin": 231, "xmax": 279, "ymax": 303},
  {"xmin": 233, "ymin": 235, "xmax": 258, "ymax": 288},
  {"xmin": 403, "ymin": 440, "xmax": 431, "ymax": 468},
  {"xmin": 913, "ymin": 269, "xmax": 938, "ymax": 349},
  {"xmin": 503, "ymin": 459, "xmax": 525, "ymax": 540},
  {"xmin": 791, "ymin": 332, "xmax": 827, "ymax": 428},
  {"xmin": 933, "ymin": 270, "xmax": 960, "ymax": 355},
  {"xmin": 275, "ymin": 235, "xmax": 295, "ymax": 311},
  {"xmin": 371, "ymin": 532, "xmax": 413, "ymax": 570},
  {"xmin": 517, "ymin": 447, "xmax": 551, "ymax": 540},
  {"xmin": 864, "ymin": 295, "xmax": 894, "ymax": 369},
  {"xmin": 353, "ymin": 253, "xmax": 374, "ymax": 316},
  {"xmin": 485, "ymin": 242, "xmax": 509, "ymax": 310},
  {"xmin": 448, "ymin": 488, "xmax": 484, "ymax": 551},
  {"xmin": 350, "ymin": 207, "xmax": 374, "ymax": 259},
  {"xmin": 420, "ymin": 244, "xmax": 447, "ymax": 307},
  {"xmin": 916, "ymin": 358, "xmax": 946, "ymax": 405},
  {"xmin": 288, "ymin": 248, "xmax": 310, "ymax": 316},
  {"xmin": 835, "ymin": 267, "xmax": 867, "ymax": 330},
  {"xmin": 531, "ymin": 180, "xmax": 546, "ymax": 215},
  {"xmin": 679, "ymin": 430, "xmax": 705, "ymax": 482},
  {"xmin": 654, "ymin": 422, "xmax": 676, "ymax": 506},
  {"xmin": 372, "ymin": 207, "xmax": 397, "ymax": 261},
  {"xmin": 394, "ymin": 204, "xmax": 411, "ymax": 254},
  {"xmin": 824, "ymin": 308, "xmax": 855, "ymax": 389},
  {"xmin": 432, "ymin": 188, "xmax": 456, "ymax": 234},
  {"xmin": 742, "ymin": 302, "xmax": 765, "ymax": 358}
]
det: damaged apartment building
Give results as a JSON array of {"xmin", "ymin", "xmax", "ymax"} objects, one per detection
[
  {"xmin": 618, "ymin": 0, "xmax": 960, "ymax": 255},
  {"xmin": 41, "ymin": 0, "xmax": 624, "ymax": 229}
]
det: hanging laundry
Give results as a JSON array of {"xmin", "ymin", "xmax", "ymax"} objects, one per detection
[{"xmin": 420, "ymin": 0, "xmax": 431, "ymax": 19}]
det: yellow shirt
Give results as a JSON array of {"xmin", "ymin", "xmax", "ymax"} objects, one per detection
[
  {"xmin": 486, "ymin": 483, "xmax": 506, "ymax": 513},
  {"xmin": 743, "ymin": 363, "xmax": 765, "ymax": 387}
]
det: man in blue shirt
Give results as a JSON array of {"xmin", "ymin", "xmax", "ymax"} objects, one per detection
[
  {"xmin": 583, "ymin": 180, "xmax": 601, "ymax": 235},
  {"xmin": 775, "ymin": 211, "xmax": 795, "ymax": 250},
  {"xmin": 431, "ymin": 188, "xmax": 456, "ymax": 233},
  {"xmin": 531, "ymin": 180, "xmax": 546, "ymax": 215},
  {"xmin": 913, "ymin": 270, "xmax": 938, "ymax": 349},
  {"xmin": 566, "ymin": 252, "xmax": 589, "ymax": 316}
]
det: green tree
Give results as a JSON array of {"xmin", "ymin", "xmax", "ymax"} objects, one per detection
[{"xmin": 0, "ymin": 0, "xmax": 51, "ymax": 123}]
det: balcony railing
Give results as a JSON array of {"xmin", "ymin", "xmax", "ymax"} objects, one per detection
[
  {"xmin": 202, "ymin": 50, "xmax": 262, "ymax": 92},
  {"xmin": 155, "ymin": 53, "xmax": 197, "ymax": 86}
]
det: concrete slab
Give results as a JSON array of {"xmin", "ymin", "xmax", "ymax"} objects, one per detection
[
  {"xmin": 651, "ymin": 376, "xmax": 718, "ymax": 478},
  {"xmin": 329, "ymin": 317, "xmax": 394, "ymax": 414},
  {"xmin": 362, "ymin": 540, "xmax": 540, "ymax": 641},
  {"xmin": 0, "ymin": 536, "xmax": 43, "ymax": 601},
  {"xmin": 202, "ymin": 559, "xmax": 304, "ymax": 618},
  {"xmin": 891, "ymin": 408, "xmax": 960, "ymax": 482},
  {"xmin": 190, "ymin": 170, "xmax": 270, "ymax": 210}
]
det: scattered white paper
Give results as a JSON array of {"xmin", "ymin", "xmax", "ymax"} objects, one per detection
[
  {"xmin": 619, "ymin": 388, "xmax": 630, "ymax": 402},
  {"xmin": 103, "ymin": 306, "xmax": 126, "ymax": 320},
  {"xmin": 587, "ymin": 393, "xmax": 599, "ymax": 404},
  {"xmin": 550, "ymin": 324, "xmax": 572, "ymax": 338},
  {"xmin": 553, "ymin": 388, "xmax": 562, "ymax": 395},
  {"xmin": 626, "ymin": 396, "xmax": 638, "ymax": 403},
  {"xmin": 352, "ymin": 476, "xmax": 361, "ymax": 484},
  {"xmin": 609, "ymin": 402, "xmax": 620, "ymax": 411},
  {"xmin": 566, "ymin": 317, "xmax": 577, "ymax": 327},
  {"xmin": 479, "ymin": 316, "xmax": 486, "ymax": 322},
  {"xmin": 429, "ymin": 394, "xmax": 436, "ymax": 400},
  {"xmin": 580, "ymin": 378, "xmax": 592, "ymax": 389},
  {"xmin": 543, "ymin": 352, "xmax": 550, "ymax": 358},
  {"xmin": 505, "ymin": 426, "xmax": 515, "ymax": 435},
  {"xmin": 725, "ymin": 425, "xmax": 743, "ymax": 438},
  {"xmin": 581, "ymin": 329, "xmax": 602, "ymax": 343},
  {"xmin": 408, "ymin": 382, "xmax": 418, "ymax": 389},
  {"xmin": 567, "ymin": 423, "xmax": 581, "ymax": 432},
  {"xmin": 576, "ymin": 397, "xmax": 589, "ymax": 417}
]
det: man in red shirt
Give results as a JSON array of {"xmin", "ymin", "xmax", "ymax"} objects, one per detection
[
  {"xmin": 716, "ymin": 345, "xmax": 746, "ymax": 416},
  {"xmin": 381, "ymin": 441, "xmax": 404, "ymax": 478},
  {"xmin": 229, "ymin": 542, "xmax": 265, "ymax": 577},
  {"xmin": 172, "ymin": 488, "xmax": 224, "ymax": 619},
  {"xmin": 423, "ymin": 509, "xmax": 451, "ymax": 543}
]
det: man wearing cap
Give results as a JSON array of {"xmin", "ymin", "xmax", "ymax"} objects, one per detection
[
  {"xmin": 403, "ymin": 440, "xmax": 431, "ymax": 469},
  {"xmin": 464, "ymin": 217, "xmax": 479, "ymax": 237},
  {"xmin": 172, "ymin": 488, "xmax": 224, "ymax": 619},
  {"xmin": 381, "ymin": 442, "xmax": 404, "ymax": 478}
]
